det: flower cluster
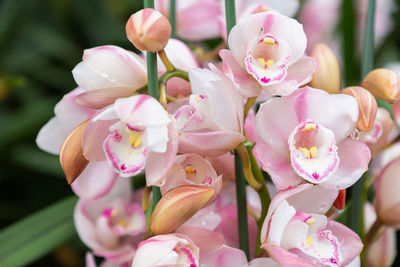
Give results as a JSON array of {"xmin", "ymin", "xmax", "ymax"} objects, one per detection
[{"xmin": 36, "ymin": 1, "xmax": 400, "ymax": 267}]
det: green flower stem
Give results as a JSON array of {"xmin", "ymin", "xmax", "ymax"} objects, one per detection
[
  {"xmin": 349, "ymin": 0, "xmax": 375, "ymax": 246},
  {"xmin": 341, "ymin": 0, "xmax": 358, "ymax": 85},
  {"xmin": 225, "ymin": 0, "xmax": 236, "ymax": 48},
  {"xmin": 169, "ymin": 0, "xmax": 176, "ymax": 37},
  {"xmin": 245, "ymin": 143, "xmax": 271, "ymax": 257},
  {"xmin": 234, "ymin": 150, "xmax": 250, "ymax": 260},
  {"xmin": 144, "ymin": 0, "xmax": 161, "ymax": 230}
]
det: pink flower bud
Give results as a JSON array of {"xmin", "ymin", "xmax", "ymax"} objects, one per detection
[
  {"xmin": 310, "ymin": 43, "xmax": 341, "ymax": 94},
  {"xmin": 374, "ymin": 157, "xmax": 400, "ymax": 228},
  {"xmin": 60, "ymin": 120, "xmax": 89, "ymax": 184},
  {"xmin": 361, "ymin": 68, "xmax": 400, "ymax": 104},
  {"xmin": 341, "ymin": 86, "xmax": 378, "ymax": 131},
  {"xmin": 126, "ymin": 8, "xmax": 171, "ymax": 52},
  {"xmin": 149, "ymin": 185, "xmax": 214, "ymax": 235}
]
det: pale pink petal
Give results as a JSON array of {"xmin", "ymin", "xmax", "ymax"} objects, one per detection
[
  {"xmin": 295, "ymin": 87, "xmax": 359, "ymax": 143},
  {"xmin": 286, "ymin": 185, "xmax": 338, "ymax": 214},
  {"xmin": 176, "ymin": 226, "xmax": 225, "ymax": 255},
  {"xmin": 244, "ymin": 109, "xmax": 258, "ymax": 144},
  {"xmin": 114, "ymin": 95, "xmax": 170, "ymax": 128},
  {"xmin": 215, "ymin": 205, "xmax": 258, "ymax": 257},
  {"xmin": 83, "ymin": 118, "xmax": 118, "ymax": 161},
  {"xmin": 189, "ymin": 68, "xmax": 244, "ymax": 132},
  {"xmin": 166, "ymin": 78, "xmax": 192, "ymax": 98},
  {"xmin": 178, "ymin": 131, "xmax": 244, "ymax": 157},
  {"xmin": 176, "ymin": 1, "xmax": 222, "ymax": 41},
  {"xmin": 261, "ymin": 184, "xmax": 312, "ymax": 243},
  {"xmin": 162, "ymin": 38, "xmax": 199, "ymax": 71},
  {"xmin": 85, "ymin": 252, "xmax": 97, "ymax": 267},
  {"xmin": 255, "ymin": 92, "xmax": 299, "ymax": 153},
  {"xmin": 253, "ymin": 142, "xmax": 301, "ymax": 190},
  {"xmin": 75, "ymin": 87, "xmax": 138, "ymax": 110},
  {"xmin": 321, "ymin": 138, "xmax": 370, "ymax": 190},
  {"xmin": 72, "ymin": 45, "xmax": 147, "ymax": 91},
  {"xmin": 36, "ymin": 88, "xmax": 95, "ymax": 154},
  {"xmin": 220, "ymin": 49, "xmax": 261, "ymax": 98},
  {"xmin": 179, "ymin": 207, "xmax": 222, "ymax": 231},
  {"xmin": 248, "ymin": 257, "xmax": 282, "ymax": 267},
  {"xmin": 264, "ymin": 56, "xmax": 318, "ymax": 96},
  {"xmin": 325, "ymin": 220, "xmax": 363, "ymax": 266},
  {"xmin": 200, "ymin": 245, "xmax": 248, "ymax": 267},
  {"xmin": 207, "ymin": 152, "xmax": 235, "ymax": 182},
  {"xmin": 71, "ymin": 161, "xmax": 119, "ymax": 200},
  {"xmin": 374, "ymin": 157, "xmax": 400, "ymax": 228},
  {"xmin": 261, "ymin": 244, "xmax": 319, "ymax": 267},
  {"xmin": 145, "ymin": 116, "xmax": 179, "ymax": 186},
  {"xmin": 393, "ymin": 99, "xmax": 400, "ymax": 125}
]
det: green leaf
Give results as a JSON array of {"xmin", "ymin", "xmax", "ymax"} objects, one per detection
[{"xmin": 0, "ymin": 196, "xmax": 78, "ymax": 267}]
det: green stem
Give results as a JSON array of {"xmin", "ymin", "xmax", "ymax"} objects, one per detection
[
  {"xmin": 349, "ymin": 0, "xmax": 375, "ymax": 244},
  {"xmin": 224, "ymin": 0, "xmax": 236, "ymax": 48},
  {"xmin": 225, "ymin": 0, "xmax": 249, "ymax": 259},
  {"xmin": 361, "ymin": 0, "xmax": 376, "ymax": 78},
  {"xmin": 245, "ymin": 143, "xmax": 271, "ymax": 257},
  {"xmin": 234, "ymin": 151, "xmax": 250, "ymax": 260},
  {"xmin": 169, "ymin": 0, "xmax": 176, "ymax": 37},
  {"xmin": 159, "ymin": 68, "xmax": 189, "ymax": 84},
  {"xmin": 341, "ymin": 0, "xmax": 357, "ymax": 86},
  {"xmin": 144, "ymin": 0, "xmax": 161, "ymax": 230}
]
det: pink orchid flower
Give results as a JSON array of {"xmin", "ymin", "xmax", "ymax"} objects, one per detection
[
  {"xmin": 155, "ymin": 0, "xmax": 222, "ymax": 41},
  {"xmin": 160, "ymin": 153, "xmax": 223, "ymax": 201},
  {"xmin": 174, "ymin": 68, "xmax": 244, "ymax": 157},
  {"xmin": 219, "ymin": 0, "xmax": 300, "ymax": 41},
  {"xmin": 82, "ymin": 94, "xmax": 178, "ymax": 186},
  {"xmin": 72, "ymin": 39, "xmax": 198, "ymax": 109},
  {"xmin": 220, "ymin": 11, "xmax": 318, "ymax": 97},
  {"xmin": 253, "ymin": 87, "xmax": 371, "ymax": 191},
  {"xmin": 75, "ymin": 178, "xmax": 145, "ymax": 263},
  {"xmin": 131, "ymin": 233, "xmax": 200, "ymax": 266},
  {"xmin": 261, "ymin": 184, "xmax": 363, "ymax": 267},
  {"xmin": 364, "ymin": 203, "xmax": 397, "ymax": 267},
  {"xmin": 72, "ymin": 45, "xmax": 147, "ymax": 109}
]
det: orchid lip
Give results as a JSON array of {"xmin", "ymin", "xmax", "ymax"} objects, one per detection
[{"xmin": 288, "ymin": 119, "xmax": 340, "ymax": 184}]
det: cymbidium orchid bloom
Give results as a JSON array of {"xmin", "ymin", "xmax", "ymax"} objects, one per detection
[
  {"xmin": 160, "ymin": 153, "xmax": 223, "ymax": 200},
  {"xmin": 72, "ymin": 39, "xmax": 198, "ymax": 109},
  {"xmin": 220, "ymin": 11, "xmax": 318, "ymax": 97},
  {"xmin": 174, "ymin": 68, "xmax": 244, "ymax": 157},
  {"xmin": 253, "ymin": 87, "xmax": 371, "ymax": 191},
  {"xmin": 131, "ymin": 233, "xmax": 200, "ymax": 267},
  {"xmin": 219, "ymin": 0, "xmax": 300, "ymax": 41},
  {"xmin": 261, "ymin": 184, "xmax": 363, "ymax": 267},
  {"xmin": 75, "ymin": 178, "xmax": 145, "ymax": 263},
  {"xmin": 82, "ymin": 94, "xmax": 178, "ymax": 186}
]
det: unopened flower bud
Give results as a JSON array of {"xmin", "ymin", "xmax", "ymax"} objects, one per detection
[
  {"xmin": 341, "ymin": 86, "xmax": 377, "ymax": 131},
  {"xmin": 374, "ymin": 157, "xmax": 400, "ymax": 228},
  {"xmin": 149, "ymin": 185, "xmax": 214, "ymax": 235},
  {"xmin": 126, "ymin": 8, "xmax": 171, "ymax": 52},
  {"xmin": 309, "ymin": 43, "xmax": 341, "ymax": 94},
  {"xmin": 60, "ymin": 120, "xmax": 89, "ymax": 184},
  {"xmin": 361, "ymin": 68, "xmax": 400, "ymax": 104}
]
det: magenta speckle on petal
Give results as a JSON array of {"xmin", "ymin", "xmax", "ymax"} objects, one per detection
[
  {"xmin": 312, "ymin": 172, "xmax": 319, "ymax": 180},
  {"xmin": 102, "ymin": 207, "xmax": 113, "ymax": 218},
  {"xmin": 261, "ymin": 77, "xmax": 270, "ymax": 83},
  {"xmin": 111, "ymin": 131, "xmax": 122, "ymax": 142},
  {"xmin": 121, "ymin": 164, "xmax": 126, "ymax": 170}
]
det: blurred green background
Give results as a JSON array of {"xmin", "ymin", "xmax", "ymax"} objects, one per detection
[{"xmin": 0, "ymin": 0, "xmax": 400, "ymax": 266}]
